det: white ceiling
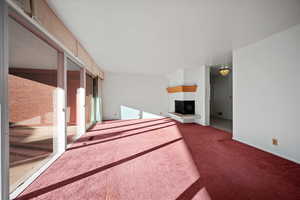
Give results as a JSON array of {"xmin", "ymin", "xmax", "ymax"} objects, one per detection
[{"xmin": 47, "ymin": 0, "xmax": 300, "ymax": 75}]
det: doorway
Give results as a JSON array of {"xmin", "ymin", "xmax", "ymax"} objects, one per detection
[{"xmin": 209, "ymin": 66, "xmax": 233, "ymax": 132}]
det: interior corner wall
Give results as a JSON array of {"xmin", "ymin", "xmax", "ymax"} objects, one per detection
[
  {"xmin": 233, "ymin": 24, "xmax": 300, "ymax": 163},
  {"xmin": 166, "ymin": 66, "xmax": 208, "ymax": 125},
  {"xmin": 102, "ymin": 72, "xmax": 169, "ymax": 120}
]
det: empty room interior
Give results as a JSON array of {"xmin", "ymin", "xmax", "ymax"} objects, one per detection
[{"xmin": 0, "ymin": 0, "xmax": 300, "ymax": 199}]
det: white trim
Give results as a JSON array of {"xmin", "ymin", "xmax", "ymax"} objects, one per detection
[
  {"xmin": 200, "ymin": 65, "xmax": 210, "ymax": 126},
  {"xmin": 76, "ymin": 88, "xmax": 85, "ymax": 137},
  {"xmin": 78, "ymin": 68, "xmax": 86, "ymax": 136},
  {"xmin": 55, "ymin": 52, "xmax": 67, "ymax": 154},
  {"xmin": 66, "ymin": 134, "xmax": 82, "ymax": 149},
  {"xmin": 95, "ymin": 77, "xmax": 103, "ymax": 123},
  {"xmin": 86, "ymin": 122, "xmax": 96, "ymax": 131},
  {"xmin": 233, "ymin": 137, "xmax": 300, "ymax": 164},
  {"xmin": 0, "ymin": 1, "xmax": 9, "ymax": 199},
  {"xmin": 9, "ymin": 153, "xmax": 63, "ymax": 199}
]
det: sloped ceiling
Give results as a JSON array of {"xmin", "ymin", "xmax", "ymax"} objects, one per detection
[{"xmin": 47, "ymin": 0, "xmax": 300, "ymax": 75}]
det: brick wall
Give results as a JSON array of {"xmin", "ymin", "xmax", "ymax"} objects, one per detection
[
  {"xmin": 67, "ymin": 71, "xmax": 80, "ymax": 125},
  {"xmin": 9, "ymin": 68, "xmax": 57, "ymax": 126},
  {"xmin": 9, "ymin": 68, "xmax": 80, "ymax": 126}
]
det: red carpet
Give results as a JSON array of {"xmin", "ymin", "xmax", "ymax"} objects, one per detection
[{"xmin": 16, "ymin": 118, "xmax": 300, "ymax": 200}]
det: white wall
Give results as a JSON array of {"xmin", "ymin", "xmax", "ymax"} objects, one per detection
[
  {"xmin": 233, "ymin": 24, "xmax": 300, "ymax": 163},
  {"xmin": 167, "ymin": 68, "xmax": 199, "ymax": 113},
  {"xmin": 211, "ymin": 73, "xmax": 232, "ymax": 120},
  {"xmin": 102, "ymin": 72, "xmax": 168, "ymax": 120},
  {"xmin": 166, "ymin": 69, "xmax": 185, "ymax": 87}
]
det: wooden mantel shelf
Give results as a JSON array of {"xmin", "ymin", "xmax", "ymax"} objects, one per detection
[{"xmin": 166, "ymin": 85, "xmax": 197, "ymax": 93}]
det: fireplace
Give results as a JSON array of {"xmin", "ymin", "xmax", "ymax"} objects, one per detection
[{"xmin": 175, "ymin": 100, "xmax": 195, "ymax": 115}]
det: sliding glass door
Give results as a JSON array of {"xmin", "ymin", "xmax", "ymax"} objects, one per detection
[
  {"xmin": 85, "ymin": 73, "xmax": 99, "ymax": 129},
  {"xmin": 4, "ymin": 2, "xmax": 92, "ymax": 196},
  {"xmin": 66, "ymin": 59, "xmax": 81, "ymax": 144},
  {"xmin": 0, "ymin": 1, "xmax": 9, "ymax": 199},
  {"xmin": 8, "ymin": 17, "xmax": 58, "ymax": 192},
  {"xmin": 85, "ymin": 73, "xmax": 94, "ymax": 129}
]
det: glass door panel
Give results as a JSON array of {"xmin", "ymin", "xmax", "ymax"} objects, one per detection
[
  {"xmin": 66, "ymin": 59, "xmax": 81, "ymax": 144},
  {"xmin": 85, "ymin": 74, "xmax": 94, "ymax": 129},
  {"xmin": 8, "ymin": 17, "xmax": 58, "ymax": 192}
]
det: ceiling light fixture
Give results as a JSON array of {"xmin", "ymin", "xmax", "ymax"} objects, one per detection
[{"xmin": 219, "ymin": 65, "xmax": 230, "ymax": 76}]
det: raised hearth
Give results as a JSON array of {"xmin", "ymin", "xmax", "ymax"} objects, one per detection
[{"xmin": 168, "ymin": 112, "xmax": 199, "ymax": 123}]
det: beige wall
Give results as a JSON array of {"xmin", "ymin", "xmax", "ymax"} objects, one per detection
[{"xmin": 29, "ymin": 0, "xmax": 103, "ymax": 79}]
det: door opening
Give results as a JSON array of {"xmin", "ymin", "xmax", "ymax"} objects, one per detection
[{"xmin": 209, "ymin": 65, "xmax": 233, "ymax": 132}]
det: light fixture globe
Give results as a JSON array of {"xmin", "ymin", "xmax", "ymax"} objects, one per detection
[{"xmin": 218, "ymin": 65, "xmax": 230, "ymax": 76}]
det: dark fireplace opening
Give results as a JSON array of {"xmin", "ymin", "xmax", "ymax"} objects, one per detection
[{"xmin": 175, "ymin": 100, "xmax": 195, "ymax": 115}]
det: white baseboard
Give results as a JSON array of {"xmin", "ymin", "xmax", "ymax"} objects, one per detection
[{"xmin": 233, "ymin": 137, "xmax": 300, "ymax": 164}]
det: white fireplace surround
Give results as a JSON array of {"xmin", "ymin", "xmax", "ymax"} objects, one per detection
[
  {"xmin": 166, "ymin": 66, "xmax": 209, "ymax": 125},
  {"xmin": 167, "ymin": 84, "xmax": 200, "ymax": 123}
]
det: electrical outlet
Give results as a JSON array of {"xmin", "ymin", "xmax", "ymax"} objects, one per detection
[{"xmin": 272, "ymin": 138, "xmax": 278, "ymax": 146}]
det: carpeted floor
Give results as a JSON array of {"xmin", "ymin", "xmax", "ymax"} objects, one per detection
[{"xmin": 16, "ymin": 118, "xmax": 300, "ymax": 200}]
